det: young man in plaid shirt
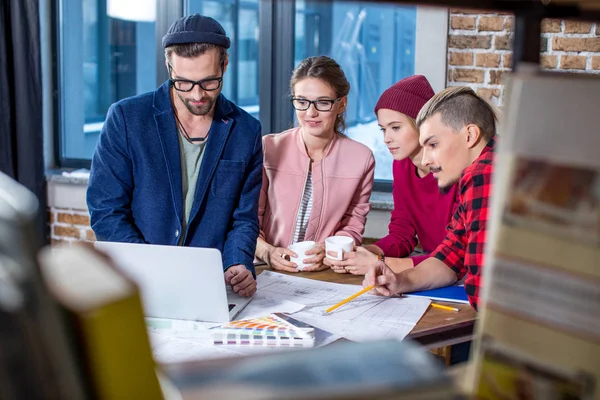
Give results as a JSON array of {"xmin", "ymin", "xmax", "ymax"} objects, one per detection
[{"xmin": 364, "ymin": 86, "xmax": 497, "ymax": 312}]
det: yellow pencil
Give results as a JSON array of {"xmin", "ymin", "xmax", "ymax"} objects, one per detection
[
  {"xmin": 430, "ymin": 303, "xmax": 459, "ymax": 312},
  {"xmin": 326, "ymin": 285, "xmax": 375, "ymax": 313}
]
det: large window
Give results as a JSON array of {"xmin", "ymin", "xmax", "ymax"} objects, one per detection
[
  {"xmin": 54, "ymin": 0, "xmax": 447, "ymax": 189},
  {"xmin": 187, "ymin": 0, "xmax": 260, "ymax": 119},
  {"xmin": 295, "ymin": 1, "xmax": 417, "ymax": 180},
  {"xmin": 58, "ymin": 0, "xmax": 157, "ymax": 163}
]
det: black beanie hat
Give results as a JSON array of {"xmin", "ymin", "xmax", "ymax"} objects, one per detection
[{"xmin": 162, "ymin": 14, "xmax": 230, "ymax": 49}]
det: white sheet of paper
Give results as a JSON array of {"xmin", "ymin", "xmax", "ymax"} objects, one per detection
[{"xmin": 256, "ymin": 271, "xmax": 431, "ymax": 342}]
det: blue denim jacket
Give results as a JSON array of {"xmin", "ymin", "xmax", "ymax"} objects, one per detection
[{"xmin": 87, "ymin": 81, "xmax": 262, "ymax": 274}]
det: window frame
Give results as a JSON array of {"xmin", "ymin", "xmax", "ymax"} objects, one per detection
[{"xmin": 52, "ymin": 0, "xmax": 447, "ymax": 193}]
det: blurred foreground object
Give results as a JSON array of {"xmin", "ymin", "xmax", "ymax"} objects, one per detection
[
  {"xmin": 0, "ymin": 171, "xmax": 86, "ymax": 399},
  {"xmin": 162, "ymin": 339, "xmax": 455, "ymax": 400},
  {"xmin": 471, "ymin": 71, "xmax": 600, "ymax": 399},
  {"xmin": 39, "ymin": 244, "xmax": 163, "ymax": 400}
]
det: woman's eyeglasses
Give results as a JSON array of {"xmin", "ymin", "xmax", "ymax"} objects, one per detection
[{"xmin": 291, "ymin": 97, "xmax": 341, "ymax": 112}]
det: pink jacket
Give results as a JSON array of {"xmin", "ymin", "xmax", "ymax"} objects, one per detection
[{"xmin": 259, "ymin": 127, "xmax": 375, "ymax": 248}]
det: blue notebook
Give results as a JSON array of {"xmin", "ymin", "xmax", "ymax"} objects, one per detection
[{"xmin": 404, "ymin": 285, "xmax": 469, "ymax": 304}]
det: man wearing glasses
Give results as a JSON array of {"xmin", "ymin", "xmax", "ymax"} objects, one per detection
[{"xmin": 87, "ymin": 14, "xmax": 262, "ymax": 297}]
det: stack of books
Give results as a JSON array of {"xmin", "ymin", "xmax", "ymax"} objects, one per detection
[{"xmin": 209, "ymin": 313, "xmax": 315, "ymax": 348}]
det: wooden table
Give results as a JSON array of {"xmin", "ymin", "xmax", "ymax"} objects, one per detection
[{"xmin": 256, "ymin": 265, "xmax": 478, "ymax": 350}]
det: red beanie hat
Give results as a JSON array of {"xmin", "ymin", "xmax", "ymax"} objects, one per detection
[{"xmin": 374, "ymin": 75, "xmax": 435, "ymax": 120}]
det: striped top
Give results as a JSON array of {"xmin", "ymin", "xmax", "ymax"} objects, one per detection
[{"xmin": 292, "ymin": 169, "xmax": 313, "ymax": 244}]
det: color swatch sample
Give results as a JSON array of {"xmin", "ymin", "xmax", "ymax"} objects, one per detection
[{"xmin": 209, "ymin": 313, "xmax": 315, "ymax": 348}]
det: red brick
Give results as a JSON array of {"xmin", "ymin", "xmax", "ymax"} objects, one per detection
[
  {"xmin": 564, "ymin": 21, "xmax": 592, "ymax": 34},
  {"xmin": 540, "ymin": 55, "xmax": 557, "ymax": 69},
  {"xmin": 592, "ymin": 56, "xmax": 600, "ymax": 70},
  {"xmin": 449, "ymin": 52, "xmax": 473, "ymax": 66},
  {"xmin": 488, "ymin": 70, "xmax": 505, "ymax": 85},
  {"xmin": 504, "ymin": 17, "xmax": 514, "ymax": 31},
  {"xmin": 53, "ymin": 225, "xmax": 80, "ymax": 239},
  {"xmin": 494, "ymin": 35, "xmax": 512, "ymax": 50},
  {"xmin": 85, "ymin": 229, "xmax": 96, "ymax": 241},
  {"xmin": 48, "ymin": 211, "xmax": 55, "ymax": 224},
  {"xmin": 560, "ymin": 55, "xmax": 587, "ymax": 70},
  {"xmin": 57, "ymin": 212, "xmax": 90, "ymax": 226},
  {"xmin": 476, "ymin": 88, "xmax": 501, "ymax": 103},
  {"xmin": 449, "ymin": 35, "xmax": 492, "ymax": 50},
  {"xmin": 453, "ymin": 69, "xmax": 485, "ymax": 83},
  {"xmin": 478, "ymin": 17, "xmax": 504, "ymax": 32},
  {"xmin": 503, "ymin": 53, "xmax": 513, "ymax": 68},
  {"xmin": 553, "ymin": 37, "xmax": 600, "ymax": 52},
  {"xmin": 541, "ymin": 19, "xmax": 561, "ymax": 33},
  {"xmin": 451, "ymin": 16, "xmax": 476, "ymax": 30},
  {"xmin": 476, "ymin": 53, "xmax": 501, "ymax": 68}
]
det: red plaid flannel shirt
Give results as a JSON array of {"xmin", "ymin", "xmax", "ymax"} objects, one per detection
[{"xmin": 431, "ymin": 137, "xmax": 496, "ymax": 311}]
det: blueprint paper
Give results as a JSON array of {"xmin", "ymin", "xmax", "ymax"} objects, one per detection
[
  {"xmin": 256, "ymin": 271, "xmax": 431, "ymax": 342},
  {"xmin": 236, "ymin": 298, "xmax": 306, "ymax": 320}
]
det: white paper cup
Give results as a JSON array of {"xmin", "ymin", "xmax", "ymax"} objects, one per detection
[
  {"xmin": 288, "ymin": 241, "xmax": 316, "ymax": 270},
  {"xmin": 325, "ymin": 236, "xmax": 354, "ymax": 260}
]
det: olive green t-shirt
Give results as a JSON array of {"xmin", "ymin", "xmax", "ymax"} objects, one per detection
[{"xmin": 178, "ymin": 130, "xmax": 206, "ymax": 245}]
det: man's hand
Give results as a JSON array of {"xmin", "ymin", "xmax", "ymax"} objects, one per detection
[
  {"xmin": 224, "ymin": 264, "xmax": 256, "ymax": 297},
  {"xmin": 301, "ymin": 243, "xmax": 328, "ymax": 272},
  {"xmin": 324, "ymin": 246, "xmax": 377, "ymax": 275},
  {"xmin": 362, "ymin": 260, "xmax": 402, "ymax": 296}
]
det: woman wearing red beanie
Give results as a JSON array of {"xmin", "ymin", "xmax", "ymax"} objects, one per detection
[{"xmin": 329, "ymin": 75, "xmax": 457, "ymax": 275}]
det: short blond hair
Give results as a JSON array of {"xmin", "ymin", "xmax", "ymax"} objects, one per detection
[{"xmin": 416, "ymin": 86, "xmax": 498, "ymax": 140}]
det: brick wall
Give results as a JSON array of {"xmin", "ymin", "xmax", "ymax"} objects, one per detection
[
  {"xmin": 49, "ymin": 207, "xmax": 96, "ymax": 245},
  {"xmin": 447, "ymin": 9, "xmax": 600, "ymax": 105}
]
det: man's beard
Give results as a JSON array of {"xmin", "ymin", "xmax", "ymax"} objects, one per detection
[
  {"xmin": 178, "ymin": 93, "xmax": 217, "ymax": 116},
  {"xmin": 432, "ymin": 168, "xmax": 459, "ymax": 194},
  {"xmin": 439, "ymin": 180, "xmax": 458, "ymax": 195}
]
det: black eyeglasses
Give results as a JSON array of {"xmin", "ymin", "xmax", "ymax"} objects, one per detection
[
  {"xmin": 291, "ymin": 97, "xmax": 341, "ymax": 112},
  {"xmin": 168, "ymin": 65, "xmax": 223, "ymax": 92}
]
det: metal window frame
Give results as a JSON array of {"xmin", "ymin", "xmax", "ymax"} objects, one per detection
[
  {"xmin": 258, "ymin": 0, "xmax": 295, "ymax": 134},
  {"xmin": 156, "ymin": 0, "xmax": 184, "ymax": 85},
  {"xmin": 52, "ymin": 0, "xmax": 394, "ymax": 191},
  {"xmin": 53, "ymin": 0, "xmax": 179, "ymax": 169},
  {"xmin": 52, "ymin": 0, "xmax": 90, "ymax": 169}
]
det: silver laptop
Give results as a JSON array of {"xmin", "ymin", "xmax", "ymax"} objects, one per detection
[{"xmin": 94, "ymin": 242, "xmax": 252, "ymax": 322}]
